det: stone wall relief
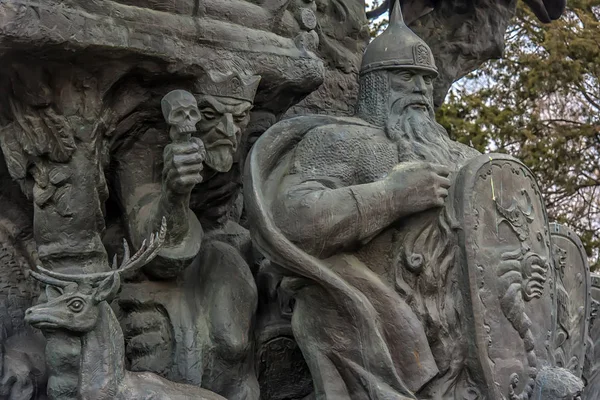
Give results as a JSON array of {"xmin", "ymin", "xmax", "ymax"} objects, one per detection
[
  {"xmin": 24, "ymin": 220, "xmax": 225, "ymax": 399},
  {"xmin": 105, "ymin": 71, "xmax": 263, "ymax": 400},
  {"xmin": 0, "ymin": 33, "xmax": 318, "ymax": 400}
]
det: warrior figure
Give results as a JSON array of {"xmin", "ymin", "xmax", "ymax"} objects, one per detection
[{"xmin": 245, "ymin": 5, "xmax": 481, "ymax": 399}]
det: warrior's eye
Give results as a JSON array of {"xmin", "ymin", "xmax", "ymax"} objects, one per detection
[
  {"xmin": 398, "ymin": 72, "xmax": 413, "ymax": 81},
  {"xmin": 68, "ymin": 299, "xmax": 85, "ymax": 313},
  {"xmin": 423, "ymin": 75, "xmax": 433, "ymax": 84}
]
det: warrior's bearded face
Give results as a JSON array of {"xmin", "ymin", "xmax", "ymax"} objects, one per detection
[
  {"xmin": 388, "ymin": 69, "xmax": 435, "ymax": 114},
  {"xmin": 384, "ymin": 69, "xmax": 455, "ymax": 163},
  {"xmin": 195, "ymin": 95, "xmax": 252, "ymax": 173}
]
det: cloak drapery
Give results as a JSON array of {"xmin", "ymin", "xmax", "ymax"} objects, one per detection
[{"xmin": 244, "ymin": 116, "xmax": 439, "ymax": 399}]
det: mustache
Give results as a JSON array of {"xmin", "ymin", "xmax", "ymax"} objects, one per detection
[
  {"xmin": 204, "ymin": 138, "xmax": 235, "ymax": 149},
  {"xmin": 391, "ymin": 95, "xmax": 434, "ymax": 113}
]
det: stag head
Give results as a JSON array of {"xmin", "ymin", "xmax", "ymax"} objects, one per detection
[{"xmin": 25, "ymin": 218, "xmax": 166, "ymax": 333}]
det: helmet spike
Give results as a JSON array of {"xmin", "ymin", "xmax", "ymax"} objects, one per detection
[
  {"xmin": 360, "ymin": 0, "xmax": 438, "ymax": 77},
  {"xmin": 390, "ymin": 0, "xmax": 404, "ymax": 24}
]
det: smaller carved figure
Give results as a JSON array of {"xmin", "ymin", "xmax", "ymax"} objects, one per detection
[
  {"xmin": 112, "ymin": 73, "xmax": 261, "ymax": 399},
  {"xmin": 24, "ymin": 219, "xmax": 225, "ymax": 400}
]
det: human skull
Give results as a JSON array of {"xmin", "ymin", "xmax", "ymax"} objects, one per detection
[{"xmin": 161, "ymin": 90, "xmax": 201, "ymax": 133}]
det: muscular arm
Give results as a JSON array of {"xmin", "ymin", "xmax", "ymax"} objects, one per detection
[
  {"xmin": 272, "ymin": 127, "xmax": 400, "ymax": 258},
  {"xmin": 271, "ymin": 126, "xmax": 450, "ymax": 258},
  {"xmin": 114, "ymin": 129, "xmax": 202, "ymax": 279},
  {"xmin": 273, "ymin": 174, "xmax": 403, "ymax": 258}
]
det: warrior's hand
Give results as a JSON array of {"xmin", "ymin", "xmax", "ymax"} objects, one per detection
[
  {"xmin": 162, "ymin": 137, "xmax": 206, "ymax": 197},
  {"xmin": 384, "ymin": 162, "xmax": 451, "ymax": 215}
]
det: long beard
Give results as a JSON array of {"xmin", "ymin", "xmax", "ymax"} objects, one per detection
[
  {"xmin": 205, "ymin": 146, "xmax": 234, "ymax": 173},
  {"xmin": 385, "ymin": 103, "xmax": 455, "ymax": 164}
]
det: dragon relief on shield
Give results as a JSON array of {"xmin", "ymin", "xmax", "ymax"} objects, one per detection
[{"xmin": 494, "ymin": 189, "xmax": 550, "ymax": 399}]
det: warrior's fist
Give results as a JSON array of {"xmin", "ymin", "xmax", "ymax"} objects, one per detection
[
  {"xmin": 162, "ymin": 137, "xmax": 206, "ymax": 196},
  {"xmin": 384, "ymin": 162, "xmax": 451, "ymax": 214}
]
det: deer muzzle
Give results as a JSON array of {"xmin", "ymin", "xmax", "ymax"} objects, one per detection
[{"xmin": 24, "ymin": 306, "xmax": 63, "ymax": 330}]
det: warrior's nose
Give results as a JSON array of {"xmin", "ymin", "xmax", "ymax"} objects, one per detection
[{"xmin": 413, "ymin": 76, "xmax": 426, "ymax": 94}]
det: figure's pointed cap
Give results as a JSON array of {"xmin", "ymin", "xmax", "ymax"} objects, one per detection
[
  {"xmin": 194, "ymin": 71, "xmax": 261, "ymax": 103},
  {"xmin": 360, "ymin": 0, "xmax": 437, "ymax": 76}
]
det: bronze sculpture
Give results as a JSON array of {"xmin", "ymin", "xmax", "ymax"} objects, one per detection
[
  {"xmin": 0, "ymin": 0, "xmax": 593, "ymax": 399},
  {"xmin": 246, "ymin": 5, "xmax": 479, "ymax": 397},
  {"xmin": 245, "ymin": 3, "xmax": 588, "ymax": 398}
]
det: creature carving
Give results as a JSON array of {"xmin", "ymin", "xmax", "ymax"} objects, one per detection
[
  {"xmin": 497, "ymin": 247, "xmax": 550, "ymax": 399},
  {"xmin": 24, "ymin": 219, "xmax": 226, "ymax": 400}
]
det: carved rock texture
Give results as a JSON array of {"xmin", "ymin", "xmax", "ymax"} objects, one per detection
[
  {"xmin": 0, "ymin": 152, "xmax": 36, "ymax": 339},
  {"xmin": 532, "ymin": 368, "xmax": 584, "ymax": 400},
  {"xmin": 0, "ymin": 0, "xmax": 324, "ymax": 117}
]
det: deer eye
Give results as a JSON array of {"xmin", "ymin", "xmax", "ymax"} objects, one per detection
[{"xmin": 68, "ymin": 298, "xmax": 85, "ymax": 313}]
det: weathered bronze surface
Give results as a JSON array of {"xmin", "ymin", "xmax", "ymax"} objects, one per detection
[{"xmin": 0, "ymin": 1, "xmax": 591, "ymax": 399}]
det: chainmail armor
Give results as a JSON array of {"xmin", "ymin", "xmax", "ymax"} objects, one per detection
[{"xmin": 355, "ymin": 71, "xmax": 389, "ymax": 127}]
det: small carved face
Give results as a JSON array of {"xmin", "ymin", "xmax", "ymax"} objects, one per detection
[
  {"xmin": 161, "ymin": 90, "xmax": 201, "ymax": 133},
  {"xmin": 195, "ymin": 94, "xmax": 252, "ymax": 173}
]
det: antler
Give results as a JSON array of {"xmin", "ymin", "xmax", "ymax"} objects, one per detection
[
  {"xmin": 29, "ymin": 270, "xmax": 73, "ymax": 288},
  {"xmin": 112, "ymin": 217, "xmax": 167, "ymax": 276},
  {"xmin": 33, "ymin": 217, "xmax": 167, "ymax": 284}
]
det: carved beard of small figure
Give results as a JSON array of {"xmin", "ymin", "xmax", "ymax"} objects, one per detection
[
  {"xmin": 385, "ymin": 96, "xmax": 454, "ymax": 164},
  {"xmin": 195, "ymin": 95, "xmax": 252, "ymax": 173}
]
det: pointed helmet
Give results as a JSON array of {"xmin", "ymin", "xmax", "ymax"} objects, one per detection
[{"xmin": 360, "ymin": 0, "xmax": 438, "ymax": 77}]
